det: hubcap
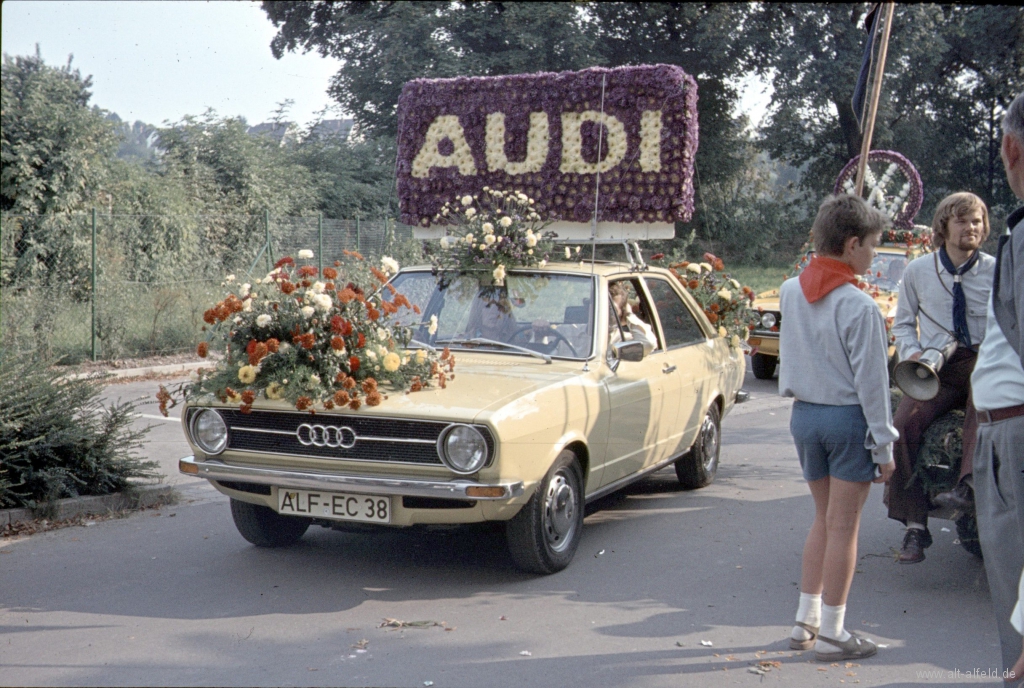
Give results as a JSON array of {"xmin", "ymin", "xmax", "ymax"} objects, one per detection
[
  {"xmin": 542, "ymin": 471, "xmax": 578, "ymax": 553},
  {"xmin": 700, "ymin": 416, "xmax": 719, "ymax": 471}
]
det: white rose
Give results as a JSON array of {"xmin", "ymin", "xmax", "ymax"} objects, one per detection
[
  {"xmin": 686, "ymin": 263, "xmax": 701, "ymax": 274},
  {"xmin": 482, "ymin": 222, "xmax": 494, "ymax": 233},
  {"xmin": 700, "ymin": 262, "xmax": 713, "ymax": 272},
  {"xmin": 428, "ymin": 315, "xmax": 438, "ymax": 335},
  {"xmin": 311, "ymin": 281, "xmax": 326, "ymax": 294},
  {"xmin": 298, "ymin": 249, "xmax": 314, "ymax": 259},
  {"xmin": 493, "ymin": 264, "xmax": 507, "ymax": 285},
  {"xmin": 381, "ymin": 256, "xmax": 399, "ymax": 274},
  {"xmin": 377, "ymin": 327, "xmax": 388, "ymax": 341},
  {"xmin": 440, "ymin": 236, "xmax": 451, "ymax": 249},
  {"xmin": 240, "ymin": 283, "xmax": 251, "ymax": 297},
  {"xmin": 367, "ymin": 350, "xmax": 377, "ymax": 361},
  {"xmin": 310, "ymin": 374, "xmax": 321, "ymax": 385},
  {"xmin": 225, "ymin": 274, "xmax": 236, "ymax": 283},
  {"xmin": 718, "ymin": 326, "xmax": 727, "ymax": 337},
  {"xmin": 461, "ymin": 195, "xmax": 473, "ymax": 206},
  {"xmin": 526, "ymin": 234, "xmax": 537, "ymax": 247},
  {"xmin": 465, "ymin": 207, "xmax": 477, "ymax": 218},
  {"xmin": 312, "ymin": 293, "xmax": 333, "ymax": 312},
  {"xmin": 500, "ymin": 216, "xmax": 512, "ymax": 228},
  {"xmin": 465, "ymin": 233, "xmax": 474, "ymax": 243},
  {"xmin": 301, "ymin": 306, "xmax": 315, "ymax": 319},
  {"xmin": 729, "ymin": 278, "xmax": 741, "ymax": 289},
  {"xmin": 242, "ymin": 298, "xmax": 253, "ymax": 312},
  {"xmin": 256, "ymin": 314, "xmax": 272, "ymax": 327},
  {"xmin": 485, "ymin": 234, "xmax": 497, "ymax": 245},
  {"xmin": 717, "ymin": 289, "xmax": 732, "ymax": 301}
]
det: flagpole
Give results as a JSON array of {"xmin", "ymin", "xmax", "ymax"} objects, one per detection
[{"xmin": 854, "ymin": 1, "xmax": 895, "ymax": 197}]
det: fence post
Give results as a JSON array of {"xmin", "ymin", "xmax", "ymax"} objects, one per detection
[
  {"xmin": 91, "ymin": 207, "xmax": 97, "ymax": 361},
  {"xmin": 356, "ymin": 218, "xmax": 361, "ymax": 254},
  {"xmin": 318, "ymin": 213, "xmax": 323, "ymax": 273},
  {"xmin": 264, "ymin": 209, "xmax": 273, "ymax": 270}
]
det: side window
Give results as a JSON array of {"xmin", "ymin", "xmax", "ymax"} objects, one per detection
[
  {"xmin": 645, "ymin": 278, "xmax": 706, "ymax": 348},
  {"xmin": 608, "ymin": 278, "xmax": 661, "ymax": 351}
]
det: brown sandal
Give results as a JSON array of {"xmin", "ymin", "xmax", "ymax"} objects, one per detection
[
  {"xmin": 789, "ymin": 621, "xmax": 819, "ymax": 651},
  {"xmin": 814, "ymin": 631, "xmax": 878, "ymax": 661}
]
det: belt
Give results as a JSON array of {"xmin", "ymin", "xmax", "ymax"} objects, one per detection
[{"xmin": 977, "ymin": 404, "xmax": 1024, "ymax": 424}]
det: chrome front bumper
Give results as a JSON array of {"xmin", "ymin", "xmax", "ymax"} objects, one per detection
[{"xmin": 179, "ymin": 456, "xmax": 524, "ymax": 501}]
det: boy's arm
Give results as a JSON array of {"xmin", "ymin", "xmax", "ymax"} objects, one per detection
[{"xmin": 843, "ymin": 298, "xmax": 899, "ymax": 464}]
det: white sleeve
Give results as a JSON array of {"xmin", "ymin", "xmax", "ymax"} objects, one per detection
[
  {"xmin": 892, "ymin": 266, "xmax": 923, "ymax": 361},
  {"xmin": 626, "ymin": 313, "xmax": 657, "ymax": 355},
  {"xmin": 842, "ymin": 298, "xmax": 899, "ymax": 463},
  {"xmin": 1012, "ymin": 565, "xmax": 1024, "ymax": 635}
]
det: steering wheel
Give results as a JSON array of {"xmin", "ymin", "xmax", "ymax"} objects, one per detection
[{"xmin": 509, "ymin": 324, "xmax": 578, "ymax": 357}]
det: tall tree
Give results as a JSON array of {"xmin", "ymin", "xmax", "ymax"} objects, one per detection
[{"xmin": 748, "ymin": 4, "xmax": 1024, "ymax": 217}]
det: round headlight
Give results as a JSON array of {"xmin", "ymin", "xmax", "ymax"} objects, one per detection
[
  {"xmin": 760, "ymin": 312, "xmax": 777, "ymax": 329},
  {"xmin": 191, "ymin": 409, "xmax": 227, "ymax": 455},
  {"xmin": 438, "ymin": 424, "xmax": 488, "ymax": 474}
]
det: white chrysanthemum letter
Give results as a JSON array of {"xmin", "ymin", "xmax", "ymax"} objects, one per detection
[
  {"xmin": 411, "ymin": 115, "xmax": 478, "ymax": 178},
  {"xmin": 559, "ymin": 111, "xmax": 627, "ymax": 174},
  {"xmin": 639, "ymin": 110, "xmax": 663, "ymax": 172},
  {"xmin": 485, "ymin": 112, "xmax": 550, "ymax": 175}
]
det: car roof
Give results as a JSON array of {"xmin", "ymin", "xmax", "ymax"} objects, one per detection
[{"xmin": 400, "ymin": 262, "xmax": 677, "ymax": 279}]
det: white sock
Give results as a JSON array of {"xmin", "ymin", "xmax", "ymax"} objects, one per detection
[
  {"xmin": 792, "ymin": 592, "xmax": 822, "ymax": 640},
  {"xmin": 907, "ymin": 521, "xmax": 926, "ymax": 531},
  {"xmin": 817, "ymin": 603, "xmax": 852, "ymax": 649}
]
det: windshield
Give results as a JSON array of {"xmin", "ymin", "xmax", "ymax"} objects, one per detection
[
  {"xmin": 384, "ymin": 271, "xmax": 596, "ymax": 360},
  {"xmin": 794, "ymin": 250, "xmax": 908, "ymax": 292}
]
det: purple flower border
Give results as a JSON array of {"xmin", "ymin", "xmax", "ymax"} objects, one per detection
[
  {"xmin": 396, "ymin": 65, "xmax": 698, "ymax": 227},
  {"xmin": 833, "ymin": 150, "xmax": 923, "ymax": 229}
]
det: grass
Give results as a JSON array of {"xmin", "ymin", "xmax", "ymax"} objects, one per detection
[{"xmin": 726, "ymin": 264, "xmax": 794, "ymax": 295}]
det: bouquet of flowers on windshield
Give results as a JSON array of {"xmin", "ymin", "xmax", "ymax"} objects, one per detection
[
  {"xmin": 431, "ymin": 188, "xmax": 558, "ymax": 286},
  {"xmin": 158, "ymin": 250, "xmax": 454, "ymax": 416},
  {"xmin": 661, "ymin": 252, "xmax": 759, "ymax": 349}
]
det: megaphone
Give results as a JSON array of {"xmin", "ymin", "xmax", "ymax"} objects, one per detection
[{"xmin": 893, "ymin": 333, "xmax": 958, "ymax": 401}]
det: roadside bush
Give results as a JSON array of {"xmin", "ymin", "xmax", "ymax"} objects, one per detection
[{"xmin": 0, "ymin": 354, "xmax": 156, "ymax": 509}]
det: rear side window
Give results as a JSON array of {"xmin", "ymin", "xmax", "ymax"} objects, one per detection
[{"xmin": 645, "ymin": 278, "xmax": 706, "ymax": 348}]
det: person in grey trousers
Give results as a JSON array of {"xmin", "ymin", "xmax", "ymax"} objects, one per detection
[{"xmin": 971, "ymin": 89, "xmax": 1024, "ymax": 684}]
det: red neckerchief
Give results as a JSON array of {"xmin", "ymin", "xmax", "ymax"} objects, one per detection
[{"xmin": 799, "ymin": 255, "xmax": 858, "ymax": 303}]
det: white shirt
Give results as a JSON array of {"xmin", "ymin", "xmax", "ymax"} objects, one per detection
[
  {"xmin": 609, "ymin": 312, "xmax": 657, "ymax": 355},
  {"xmin": 971, "ymin": 298, "xmax": 1024, "ymax": 410},
  {"xmin": 779, "ymin": 278, "xmax": 897, "ymax": 464},
  {"xmin": 892, "ymin": 251, "xmax": 995, "ymax": 360},
  {"xmin": 1013, "ymin": 566, "xmax": 1024, "ymax": 635}
]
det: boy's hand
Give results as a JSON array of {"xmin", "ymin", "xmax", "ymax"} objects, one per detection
[{"xmin": 874, "ymin": 460, "xmax": 895, "ymax": 484}]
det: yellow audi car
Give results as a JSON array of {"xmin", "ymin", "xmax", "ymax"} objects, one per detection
[
  {"xmin": 179, "ymin": 260, "xmax": 747, "ymax": 573},
  {"xmin": 747, "ymin": 245, "xmax": 917, "ymax": 379}
]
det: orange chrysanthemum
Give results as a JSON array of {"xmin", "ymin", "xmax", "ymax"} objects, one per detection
[
  {"xmin": 197, "ymin": 341, "xmax": 209, "ymax": 358},
  {"xmin": 366, "ymin": 391, "xmax": 382, "ymax": 406}
]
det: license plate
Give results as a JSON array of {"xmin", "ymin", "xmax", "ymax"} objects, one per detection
[{"xmin": 277, "ymin": 489, "xmax": 391, "ymax": 524}]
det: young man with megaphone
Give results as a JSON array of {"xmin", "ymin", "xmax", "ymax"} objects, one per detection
[{"xmin": 885, "ymin": 192, "xmax": 995, "ymax": 564}]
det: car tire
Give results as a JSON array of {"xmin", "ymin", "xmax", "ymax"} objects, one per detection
[
  {"xmin": 751, "ymin": 353, "xmax": 777, "ymax": 380},
  {"xmin": 230, "ymin": 498, "xmax": 311, "ymax": 547},
  {"xmin": 505, "ymin": 450, "xmax": 584, "ymax": 574},
  {"xmin": 675, "ymin": 405, "xmax": 721, "ymax": 490}
]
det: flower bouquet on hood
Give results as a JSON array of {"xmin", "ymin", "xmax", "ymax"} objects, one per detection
[
  {"xmin": 430, "ymin": 188, "xmax": 560, "ymax": 287},
  {"xmin": 158, "ymin": 250, "xmax": 453, "ymax": 416}
]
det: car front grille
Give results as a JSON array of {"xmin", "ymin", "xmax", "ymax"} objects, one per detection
[{"xmin": 215, "ymin": 409, "xmax": 490, "ymax": 467}]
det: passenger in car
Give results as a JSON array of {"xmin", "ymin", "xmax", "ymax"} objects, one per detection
[{"xmin": 608, "ymin": 281, "xmax": 657, "ymax": 355}]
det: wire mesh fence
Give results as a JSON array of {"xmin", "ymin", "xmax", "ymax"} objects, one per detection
[{"xmin": 1, "ymin": 211, "xmax": 419, "ymax": 364}]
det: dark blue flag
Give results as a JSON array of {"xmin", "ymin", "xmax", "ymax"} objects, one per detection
[{"xmin": 852, "ymin": 4, "xmax": 881, "ymax": 130}]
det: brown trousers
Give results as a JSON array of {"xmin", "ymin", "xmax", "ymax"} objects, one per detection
[{"xmin": 884, "ymin": 348, "xmax": 978, "ymax": 525}]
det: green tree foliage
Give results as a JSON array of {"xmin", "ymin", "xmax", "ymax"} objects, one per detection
[
  {"xmin": 748, "ymin": 4, "xmax": 1024, "ymax": 220},
  {"xmin": 0, "ymin": 354, "xmax": 156, "ymax": 509}
]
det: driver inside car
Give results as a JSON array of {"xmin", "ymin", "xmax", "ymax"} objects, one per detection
[{"xmin": 464, "ymin": 295, "xmax": 518, "ymax": 341}]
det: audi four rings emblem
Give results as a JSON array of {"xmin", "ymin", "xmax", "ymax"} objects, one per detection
[{"xmin": 296, "ymin": 423, "xmax": 357, "ymax": 449}]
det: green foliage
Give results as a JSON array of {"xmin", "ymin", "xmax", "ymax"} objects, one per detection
[
  {"xmin": 749, "ymin": 4, "xmax": 1024, "ymax": 224},
  {"xmin": 0, "ymin": 354, "xmax": 156, "ymax": 509}
]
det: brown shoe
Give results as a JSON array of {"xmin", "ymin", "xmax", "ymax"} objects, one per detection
[
  {"xmin": 898, "ymin": 528, "xmax": 933, "ymax": 564},
  {"xmin": 933, "ymin": 483, "xmax": 973, "ymax": 511}
]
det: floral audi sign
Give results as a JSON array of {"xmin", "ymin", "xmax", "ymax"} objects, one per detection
[{"xmin": 396, "ymin": 64, "xmax": 698, "ymax": 239}]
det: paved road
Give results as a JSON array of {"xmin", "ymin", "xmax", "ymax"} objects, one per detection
[{"xmin": 0, "ymin": 364, "xmax": 1004, "ymax": 687}]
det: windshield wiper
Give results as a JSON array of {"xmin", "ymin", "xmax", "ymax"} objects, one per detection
[{"xmin": 433, "ymin": 337, "xmax": 552, "ymax": 364}]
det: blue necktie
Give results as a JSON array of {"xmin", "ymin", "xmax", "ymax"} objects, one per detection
[{"xmin": 938, "ymin": 247, "xmax": 979, "ymax": 348}]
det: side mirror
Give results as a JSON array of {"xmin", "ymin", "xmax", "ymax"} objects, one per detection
[{"xmin": 613, "ymin": 340, "xmax": 645, "ymax": 362}]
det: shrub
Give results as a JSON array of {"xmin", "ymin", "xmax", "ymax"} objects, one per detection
[{"xmin": 0, "ymin": 354, "xmax": 156, "ymax": 509}]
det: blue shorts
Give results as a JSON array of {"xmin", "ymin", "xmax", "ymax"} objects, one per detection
[{"xmin": 790, "ymin": 401, "xmax": 877, "ymax": 483}]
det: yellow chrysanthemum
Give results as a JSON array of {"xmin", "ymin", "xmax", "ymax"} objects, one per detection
[
  {"xmin": 383, "ymin": 352, "xmax": 402, "ymax": 372},
  {"xmin": 265, "ymin": 382, "xmax": 284, "ymax": 400},
  {"xmin": 238, "ymin": 365, "xmax": 257, "ymax": 384}
]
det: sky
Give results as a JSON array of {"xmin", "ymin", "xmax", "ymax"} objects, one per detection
[
  {"xmin": 1, "ymin": 0, "xmax": 343, "ymax": 127},
  {"xmin": 1, "ymin": 1, "xmax": 771, "ymax": 130}
]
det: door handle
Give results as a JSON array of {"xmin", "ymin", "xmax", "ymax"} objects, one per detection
[{"xmin": 662, "ymin": 364, "xmax": 677, "ymax": 374}]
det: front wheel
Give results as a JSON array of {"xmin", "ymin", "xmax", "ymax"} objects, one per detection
[
  {"xmin": 751, "ymin": 353, "xmax": 777, "ymax": 380},
  {"xmin": 230, "ymin": 498, "xmax": 311, "ymax": 547},
  {"xmin": 506, "ymin": 450, "xmax": 584, "ymax": 574},
  {"xmin": 675, "ymin": 405, "xmax": 721, "ymax": 490}
]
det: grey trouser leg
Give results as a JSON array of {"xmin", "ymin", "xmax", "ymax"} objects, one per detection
[{"xmin": 974, "ymin": 416, "xmax": 1024, "ymax": 673}]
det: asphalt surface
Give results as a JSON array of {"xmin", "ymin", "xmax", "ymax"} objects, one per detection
[{"xmin": 0, "ymin": 362, "xmax": 1004, "ymax": 687}]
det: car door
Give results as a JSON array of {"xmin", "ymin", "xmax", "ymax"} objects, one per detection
[
  {"xmin": 642, "ymin": 276, "xmax": 714, "ymax": 457},
  {"xmin": 600, "ymin": 277, "xmax": 673, "ymax": 486}
]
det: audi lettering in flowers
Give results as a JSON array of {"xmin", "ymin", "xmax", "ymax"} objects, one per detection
[{"xmin": 177, "ymin": 252, "xmax": 748, "ymax": 573}]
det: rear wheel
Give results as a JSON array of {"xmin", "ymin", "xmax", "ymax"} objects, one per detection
[
  {"xmin": 751, "ymin": 353, "xmax": 777, "ymax": 380},
  {"xmin": 506, "ymin": 450, "xmax": 584, "ymax": 574},
  {"xmin": 230, "ymin": 498, "xmax": 311, "ymax": 547},
  {"xmin": 675, "ymin": 405, "xmax": 721, "ymax": 490}
]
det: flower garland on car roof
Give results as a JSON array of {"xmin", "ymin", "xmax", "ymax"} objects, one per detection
[
  {"xmin": 157, "ymin": 251, "xmax": 454, "ymax": 416},
  {"xmin": 396, "ymin": 64, "xmax": 699, "ymax": 227}
]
